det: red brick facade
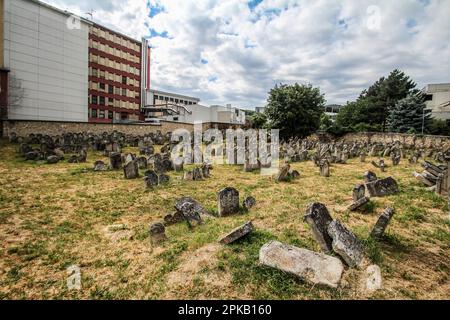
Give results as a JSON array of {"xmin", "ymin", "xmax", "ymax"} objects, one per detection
[{"xmin": 88, "ymin": 24, "xmax": 143, "ymax": 123}]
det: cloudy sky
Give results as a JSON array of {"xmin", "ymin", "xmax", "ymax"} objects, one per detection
[{"xmin": 43, "ymin": 0, "xmax": 450, "ymax": 109}]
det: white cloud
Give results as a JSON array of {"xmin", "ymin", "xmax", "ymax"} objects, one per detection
[{"xmin": 42, "ymin": 0, "xmax": 450, "ymax": 109}]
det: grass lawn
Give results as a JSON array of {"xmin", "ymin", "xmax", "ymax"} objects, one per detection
[{"xmin": 0, "ymin": 138, "xmax": 449, "ymax": 300}]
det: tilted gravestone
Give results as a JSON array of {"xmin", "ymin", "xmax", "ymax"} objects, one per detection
[
  {"xmin": 364, "ymin": 171, "xmax": 378, "ymax": 183},
  {"xmin": 123, "ymin": 159, "xmax": 139, "ymax": 179},
  {"xmin": 304, "ymin": 202, "xmax": 333, "ymax": 253},
  {"xmin": 218, "ymin": 221, "xmax": 254, "ymax": 244},
  {"xmin": 370, "ymin": 207, "xmax": 395, "ymax": 239},
  {"xmin": 218, "ymin": 187, "xmax": 240, "ymax": 216},
  {"xmin": 175, "ymin": 197, "xmax": 208, "ymax": 227},
  {"xmin": 327, "ymin": 220, "xmax": 365, "ymax": 267}
]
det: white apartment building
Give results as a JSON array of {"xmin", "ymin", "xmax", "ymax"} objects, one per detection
[
  {"xmin": 3, "ymin": 0, "xmax": 91, "ymax": 122},
  {"xmin": 422, "ymin": 83, "xmax": 450, "ymax": 121}
]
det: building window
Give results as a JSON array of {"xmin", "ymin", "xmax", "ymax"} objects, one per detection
[
  {"xmin": 92, "ymin": 68, "xmax": 98, "ymax": 77},
  {"xmin": 99, "ymin": 83, "xmax": 105, "ymax": 91},
  {"xmin": 91, "ymin": 109, "xmax": 97, "ymax": 118},
  {"xmin": 173, "ymin": 117, "xmax": 179, "ymax": 121},
  {"xmin": 425, "ymin": 94, "xmax": 433, "ymax": 101},
  {"xmin": 108, "ymin": 111, "xmax": 114, "ymax": 119},
  {"xmin": 99, "ymin": 110, "xmax": 105, "ymax": 118},
  {"xmin": 164, "ymin": 96, "xmax": 169, "ymax": 101},
  {"xmin": 175, "ymin": 99, "xmax": 179, "ymax": 103},
  {"xmin": 189, "ymin": 101, "xmax": 192, "ymax": 105},
  {"xmin": 92, "ymin": 95, "xmax": 98, "ymax": 105},
  {"xmin": 99, "ymin": 96, "xmax": 105, "ymax": 105},
  {"xmin": 122, "ymin": 76, "xmax": 127, "ymax": 84},
  {"xmin": 108, "ymin": 98, "xmax": 114, "ymax": 106},
  {"xmin": 108, "ymin": 85, "xmax": 114, "ymax": 94},
  {"xmin": 170, "ymin": 97, "xmax": 174, "ymax": 102},
  {"xmin": 122, "ymin": 88, "xmax": 127, "ymax": 96}
]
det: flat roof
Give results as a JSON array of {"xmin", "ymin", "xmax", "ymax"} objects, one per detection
[
  {"xmin": 32, "ymin": 0, "xmax": 142, "ymax": 44},
  {"xmin": 26, "ymin": 0, "xmax": 93, "ymax": 25},
  {"xmin": 148, "ymin": 89, "xmax": 200, "ymax": 102}
]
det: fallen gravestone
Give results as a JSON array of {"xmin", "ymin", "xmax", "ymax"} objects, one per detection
[
  {"xmin": 218, "ymin": 221, "xmax": 254, "ymax": 244},
  {"xmin": 327, "ymin": 220, "xmax": 364, "ymax": 267},
  {"xmin": 370, "ymin": 207, "xmax": 395, "ymax": 239},
  {"xmin": 304, "ymin": 203, "xmax": 333, "ymax": 252},
  {"xmin": 347, "ymin": 196, "xmax": 370, "ymax": 211},
  {"xmin": 175, "ymin": 197, "xmax": 209, "ymax": 227},
  {"xmin": 218, "ymin": 187, "xmax": 240, "ymax": 216},
  {"xmin": 259, "ymin": 240, "xmax": 344, "ymax": 289},
  {"xmin": 365, "ymin": 177, "xmax": 399, "ymax": 197}
]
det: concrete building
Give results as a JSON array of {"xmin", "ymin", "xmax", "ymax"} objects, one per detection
[
  {"xmin": 143, "ymin": 89, "xmax": 245, "ymax": 124},
  {"xmin": 88, "ymin": 23, "xmax": 146, "ymax": 123},
  {"xmin": 324, "ymin": 104, "xmax": 342, "ymax": 122},
  {"xmin": 2, "ymin": 0, "xmax": 91, "ymax": 122},
  {"xmin": 255, "ymin": 106, "xmax": 265, "ymax": 113},
  {"xmin": 422, "ymin": 83, "xmax": 450, "ymax": 121}
]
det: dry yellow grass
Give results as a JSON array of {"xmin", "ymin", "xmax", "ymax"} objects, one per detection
[{"xmin": 0, "ymin": 139, "xmax": 448, "ymax": 300}]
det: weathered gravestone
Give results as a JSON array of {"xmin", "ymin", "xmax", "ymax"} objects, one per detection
[
  {"xmin": 175, "ymin": 197, "xmax": 208, "ymax": 227},
  {"xmin": 136, "ymin": 156, "xmax": 148, "ymax": 169},
  {"xmin": 304, "ymin": 203, "xmax": 333, "ymax": 252},
  {"xmin": 243, "ymin": 196, "xmax": 256, "ymax": 210},
  {"xmin": 192, "ymin": 167, "xmax": 203, "ymax": 180},
  {"xmin": 320, "ymin": 160, "xmax": 330, "ymax": 177},
  {"xmin": 163, "ymin": 211, "xmax": 185, "ymax": 226},
  {"xmin": 365, "ymin": 264, "xmax": 382, "ymax": 292},
  {"xmin": 364, "ymin": 171, "xmax": 378, "ymax": 183},
  {"xmin": 109, "ymin": 152, "xmax": 122, "ymax": 170},
  {"xmin": 370, "ymin": 207, "xmax": 395, "ymax": 239},
  {"xmin": 259, "ymin": 240, "xmax": 344, "ymax": 289},
  {"xmin": 158, "ymin": 173, "xmax": 170, "ymax": 184},
  {"xmin": 348, "ymin": 196, "xmax": 370, "ymax": 212},
  {"xmin": 93, "ymin": 160, "xmax": 108, "ymax": 171},
  {"xmin": 327, "ymin": 220, "xmax": 365, "ymax": 267},
  {"xmin": 352, "ymin": 184, "xmax": 366, "ymax": 202},
  {"xmin": 144, "ymin": 170, "xmax": 159, "ymax": 188},
  {"xmin": 218, "ymin": 221, "xmax": 254, "ymax": 244},
  {"xmin": 183, "ymin": 171, "xmax": 194, "ymax": 181},
  {"xmin": 123, "ymin": 159, "xmax": 139, "ymax": 179},
  {"xmin": 149, "ymin": 222, "xmax": 167, "ymax": 244},
  {"xmin": 46, "ymin": 155, "xmax": 59, "ymax": 164},
  {"xmin": 275, "ymin": 164, "xmax": 291, "ymax": 182},
  {"xmin": 365, "ymin": 177, "xmax": 399, "ymax": 197},
  {"xmin": 218, "ymin": 187, "xmax": 240, "ymax": 216}
]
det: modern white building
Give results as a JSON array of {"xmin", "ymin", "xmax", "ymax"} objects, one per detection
[
  {"xmin": 3, "ymin": 0, "xmax": 91, "ymax": 122},
  {"xmin": 422, "ymin": 83, "xmax": 450, "ymax": 121},
  {"xmin": 324, "ymin": 104, "xmax": 342, "ymax": 122},
  {"xmin": 143, "ymin": 89, "xmax": 246, "ymax": 125},
  {"xmin": 255, "ymin": 106, "xmax": 265, "ymax": 113}
]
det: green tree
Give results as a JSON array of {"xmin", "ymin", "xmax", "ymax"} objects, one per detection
[
  {"xmin": 360, "ymin": 69, "xmax": 417, "ymax": 131},
  {"xmin": 429, "ymin": 119, "xmax": 450, "ymax": 136},
  {"xmin": 387, "ymin": 93, "xmax": 432, "ymax": 134},
  {"xmin": 250, "ymin": 112, "xmax": 268, "ymax": 129},
  {"xmin": 265, "ymin": 83, "xmax": 325, "ymax": 139},
  {"xmin": 319, "ymin": 113, "xmax": 333, "ymax": 130}
]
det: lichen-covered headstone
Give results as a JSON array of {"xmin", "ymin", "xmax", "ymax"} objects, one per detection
[{"xmin": 218, "ymin": 187, "xmax": 240, "ymax": 216}]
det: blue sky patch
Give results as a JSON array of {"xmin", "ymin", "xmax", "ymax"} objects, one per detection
[
  {"xmin": 148, "ymin": 2, "xmax": 165, "ymax": 18},
  {"xmin": 201, "ymin": 59, "xmax": 208, "ymax": 64},
  {"xmin": 149, "ymin": 28, "xmax": 169, "ymax": 38},
  {"xmin": 248, "ymin": 0, "xmax": 263, "ymax": 11}
]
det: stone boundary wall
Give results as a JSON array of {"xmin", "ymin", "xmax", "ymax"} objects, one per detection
[
  {"xmin": 337, "ymin": 132, "xmax": 450, "ymax": 149},
  {"xmin": 1, "ymin": 120, "xmax": 243, "ymax": 138}
]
